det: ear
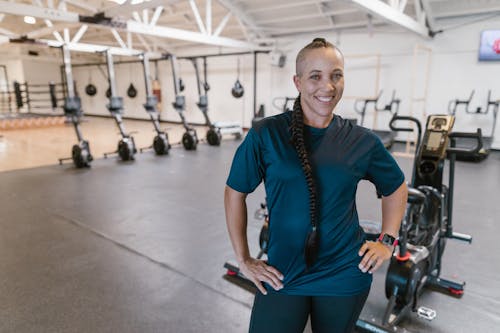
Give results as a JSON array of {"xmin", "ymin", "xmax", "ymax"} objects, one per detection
[{"xmin": 293, "ymin": 75, "xmax": 301, "ymax": 92}]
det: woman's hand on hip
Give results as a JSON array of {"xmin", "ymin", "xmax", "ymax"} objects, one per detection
[
  {"xmin": 239, "ymin": 257, "xmax": 284, "ymax": 295},
  {"xmin": 358, "ymin": 241, "xmax": 393, "ymax": 274}
]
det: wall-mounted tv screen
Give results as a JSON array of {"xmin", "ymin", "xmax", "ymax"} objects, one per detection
[{"xmin": 479, "ymin": 30, "xmax": 500, "ymax": 61}]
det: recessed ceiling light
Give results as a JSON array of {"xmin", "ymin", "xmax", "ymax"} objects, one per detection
[{"xmin": 24, "ymin": 16, "xmax": 36, "ymax": 24}]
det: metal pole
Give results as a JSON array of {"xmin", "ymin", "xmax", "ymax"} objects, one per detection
[
  {"xmin": 141, "ymin": 53, "xmax": 152, "ymax": 97},
  {"xmin": 253, "ymin": 51, "xmax": 257, "ymax": 118},
  {"xmin": 61, "ymin": 44, "xmax": 75, "ymax": 98},
  {"xmin": 105, "ymin": 50, "xmax": 117, "ymax": 97}
]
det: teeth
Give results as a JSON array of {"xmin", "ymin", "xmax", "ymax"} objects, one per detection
[{"xmin": 317, "ymin": 96, "xmax": 332, "ymax": 102}]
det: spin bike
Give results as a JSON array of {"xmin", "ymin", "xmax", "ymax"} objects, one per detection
[
  {"xmin": 168, "ymin": 54, "xmax": 198, "ymax": 150},
  {"xmin": 447, "ymin": 89, "xmax": 497, "ymax": 161},
  {"xmin": 357, "ymin": 114, "xmax": 482, "ymax": 332},
  {"xmin": 139, "ymin": 52, "xmax": 170, "ymax": 155},
  {"xmin": 102, "ymin": 50, "xmax": 137, "ymax": 161},
  {"xmin": 58, "ymin": 44, "xmax": 93, "ymax": 168},
  {"xmin": 354, "ymin": 90, "xmax": 401, "ymax": 149},
  {"xmin": 190, "ymin": 57, "xmax": 221, "ymax": 146}
]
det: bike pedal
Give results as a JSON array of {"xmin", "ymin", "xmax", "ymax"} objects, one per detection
[{"xmin": 417, "ymin": 306, "xmax": 436, "ymax": 321}]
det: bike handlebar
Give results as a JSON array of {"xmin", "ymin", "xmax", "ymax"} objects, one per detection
[{"xmin": 447, "ymin": 128, "xmax": 483, "ymax": 155}]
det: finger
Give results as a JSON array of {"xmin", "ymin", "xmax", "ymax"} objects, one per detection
[
  {"xmin": 258, "ymin": 270, "xmax": 283, "ymax": 290},
  {"xmin": 359, "ymin": 251, "xmax": 377, "ymax": 272},
  {"xmin": 358, "ymin": 242, "xmax": 369, "ymax": 256},
  {"xmin": 265, "ymin": 265, "xmax": 284, "ymax": 281},
  {"xmin": 252, "ymin": 278, "xmax": 267, "ymax": 295},
  {"xmin": 368, "ymin": 258, "xmax": 383, "ymax": 274}
]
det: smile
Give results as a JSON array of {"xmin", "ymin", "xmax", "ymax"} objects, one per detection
[{"xmin": 315, "ymin": 96, "xmax": 333, "ymax": 102}]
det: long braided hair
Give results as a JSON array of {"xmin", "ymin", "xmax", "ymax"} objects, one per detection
[{"xmin": 291, "ymin": 38, "xmax": 338, "ymax": 267}]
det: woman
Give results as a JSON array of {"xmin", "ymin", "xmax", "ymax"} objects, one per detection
[{"xmin": 224, "ymin": 38, "xmax": 408, "ymax": 333}]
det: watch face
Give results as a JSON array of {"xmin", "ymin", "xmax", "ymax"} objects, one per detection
[{"xmin": 382, "ymin": 234, "xmax": 396, "ymax": 246}]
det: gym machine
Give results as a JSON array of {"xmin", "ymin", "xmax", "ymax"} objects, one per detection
[
  {"xmin": 354, "ymin": 90, "xmax": 401, "ymax": 149},
  {"xmin": 356, "ymin": 114, "xmax": 482, "ymax": 332},
  {"xmin": 448, "ymin": 90, "xmax": 498, "ymax": 161},
  {"xmin": 189, "ymin": 56, "xmax": 243, "ymax": 145},
  {"xmin": 58, "ymin": 44, "xmax": 93, "ymax": 168},
  {"xmin": 139, "ymin": 53, "xmax": 170, "ymax": 155},
  {"xmin": 167, "ymin": 54, "xmax": 199, "ymax": 150},
  {"xmin": 102, "ymin": 50, "xmax": 137, "ymax": 161},
  {"xmin": 189, "ymin": 57, "xmax": 221, "ymax": 146}
]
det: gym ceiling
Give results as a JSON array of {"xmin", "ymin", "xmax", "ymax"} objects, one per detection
[{"xmin": 1, "ymin": 0, "xmax": 499, "ymax": 58}]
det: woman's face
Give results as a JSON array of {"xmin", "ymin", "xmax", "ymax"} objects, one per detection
[{"xmin": 293, "ymin": 47, "xmax": 344, "ymax": 127}]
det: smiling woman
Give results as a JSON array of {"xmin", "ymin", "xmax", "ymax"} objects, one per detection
[{"xmin": 224, "ymin": 37, "xmax": 408, "ymax": 333}]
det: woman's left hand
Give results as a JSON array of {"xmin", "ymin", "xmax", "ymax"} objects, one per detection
[{"xmin": 358, "ymin": 241, "xmax": 393, "ymax": 274}]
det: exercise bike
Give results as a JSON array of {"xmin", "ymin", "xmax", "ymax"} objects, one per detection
[
  {"xmin": 354, "ymin": 90, "xmax": 401, "ymax": 149},
  {"xmin": 447, "ymin": 89, "xmax": 497, "ymax": 161},
  {"xmin": 357, "ymin": 114, "xmax": 482, "ymax": 332},
  {"xmin": 102, "ymin": 50, "xmax": 137, "ymax": 161},
  {"xmin": 57, "ymin": 44, "xmax": 93, "ymax": 168},
  {"xmin": 167, "ymin": 54, "xmax": 199, "ymax": 150},
  {"xmin": 139, "ymin": 52, "xmax": 170, "ymax": 155}
]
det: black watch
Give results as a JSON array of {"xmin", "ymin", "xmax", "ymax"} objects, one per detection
[{"xmin": 378, "ymin": 233, "xmax": 398, "ymax": 247}]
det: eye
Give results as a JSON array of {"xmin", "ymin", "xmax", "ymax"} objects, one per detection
[
  {"xmin": 310, "ymin": 74, "xmax": 320, "ymax": 80},
  {"xmin": 332, "ymin": 73, "xmax": 343, "ymax": 81}
]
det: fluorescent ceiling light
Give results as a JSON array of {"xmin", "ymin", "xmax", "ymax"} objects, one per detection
[
  {"xmin": 108, "ymin": 0, "xmax": 127, "ymax": 4},
  {"xmin": 24, "ymin": 16, "xmax": 36, "ymax": 24}
]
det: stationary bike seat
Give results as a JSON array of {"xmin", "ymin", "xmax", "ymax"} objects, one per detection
[{"xmin": 407, "ymin": 187, "xmax": 426, "ymax": 205}]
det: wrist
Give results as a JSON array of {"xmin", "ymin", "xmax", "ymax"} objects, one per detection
[{"xmin": 378, "ymin": 233, "xmax": 398, "ymax": 250}]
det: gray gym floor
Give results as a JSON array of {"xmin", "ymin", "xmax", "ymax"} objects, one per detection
[{"xmin": 0, "ymin": 139, "xmax": 499, "ymax": 332}]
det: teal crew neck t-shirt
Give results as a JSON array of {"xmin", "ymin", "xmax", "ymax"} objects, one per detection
[{"xmin": 226, "ymin": 111, "xmax": 405, "ymax": 296}]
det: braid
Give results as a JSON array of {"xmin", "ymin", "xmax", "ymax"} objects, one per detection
[{"xmin": 291, "ymin": 94, "xmax": 319, "ymax": 267}]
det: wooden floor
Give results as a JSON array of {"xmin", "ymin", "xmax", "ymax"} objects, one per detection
[{"xmin": 0, "ymin": 116, "xmax": 208, "ymax": 172}]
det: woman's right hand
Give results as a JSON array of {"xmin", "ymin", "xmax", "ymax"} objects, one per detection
[{"xmin": 239, "ymin": 257, "xmax": 284, "ymax": 295}]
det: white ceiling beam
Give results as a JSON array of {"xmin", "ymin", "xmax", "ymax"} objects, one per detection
[
  {"xmin": 349, "ymin": 0, "xmax": 430, "ymax": 38},
  {"xmin": 132, "ymin": 11, "xmax": 142, "ymax": 23},
  {"xmin": 0, "ymin": 35, "xmax": 9, "ymax": 45},
  {"xmin": 0, "ymin": 0, "xmax": 78, "ymax": 22},
  {"xmin": 63, "ymin": 28, "xmax": 70, "ymax": 43},
  {"xmin": 142, "ymin": 9, "xmax": 149, "ymax": 25},
  {"xmin": 27, "ymin": 23, "xmax": 77, "ymax": 38},
  {"xmin": 104, "ymin": 0, "xmax": 182, "ymax": 17},
  {"xmin": 0, "ymin": 13, "xmax": 4, "ymax": 23},
  {"xmin": 206, "ymin": 0, "xmax": 212, "ymax": 35},
  {"xmin": 127, "ymin": 20, "xmax": 259, "ymax": 49},
  {"xmin": 150, "ymin": 6, "xmax": 163, "ymax": 26},
  {"xmin": 420, "ymin": 0, "xmax": 435, "ymax": 30},
  {"xmin": 246, "ymin": 0, "xmax": 328, "ymax": 14},
  {"xmin": 70, "ymin": 24, "xmax": 87, "ymax": 43},
  {"xmin": 213, "ymin": 12, "xmax": 231, "ymax": 37},
  {"xmin": 46, "ymin": 0, "xmax": 54, "ymax": 8},
  {"xmin": 42, "ymin": 39, "xmax": 145, "ymax": 56},
  {"xmin": 217, "ymin": 0, "xmax": 267, "ymax": 39},
  {"xmin": 399, "ymin": 0, "xmax": 408, "ymax": 12},
  {"xmin": 111, "ymin": 28, "xmax": 127, "ymax": 49},
  {"xmin": 433, "ymin": 6, "xmax": 500, "ymax": 19},
  {"xmin": 189, "ymin": 0, "xmax": 207, "ymax": 35},
  {"xmin": 53, "ymin": 31, "xmax": 64, "ymax": 43},
  {"xmin": 256, "ymin": 8, "xmax": 358, "ymax": 25},
  {"xmin": 0, "ymin": 27, "xmax": 16, "ymax": 37},
  {"xmin": 127, "ymin": 31, "xmax": 132, "ymax": 48}
]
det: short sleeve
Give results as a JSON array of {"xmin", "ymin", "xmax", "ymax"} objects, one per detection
[
  {"xmin": 364, "ymin": 138, "xmax": 405, "ymax": 196},
  {"xmin": 226, "ymin": 129, "xmax": 265, "ymax": 193}
]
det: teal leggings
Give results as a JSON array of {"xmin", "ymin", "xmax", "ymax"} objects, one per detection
[{"xmin": 248, "ymin": 289, "xmax": 369, "ymax": 333}]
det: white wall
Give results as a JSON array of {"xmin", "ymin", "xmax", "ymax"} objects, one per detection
[{"xmin": 12, "ymin": 16, "xmax": 499, "ymax": 148}]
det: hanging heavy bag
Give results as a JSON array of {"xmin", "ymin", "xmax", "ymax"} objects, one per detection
[
  {"xmin": 85, "ymin": 84, "xmax": 97, "ymax": 96},
  {"xmin": 85, "ymin": 72, "xmax": 97, "ymax": 96},
  {"xmin": 231, "ymin": 57, "xmax": 244, "ymax": 98},
  {"xmin": 231, "ymin": 79, "xmax": 244, "ymax": 98},
  {"xmin": 127, "ymin": 83, "xmax": 137, "ymax": 98}
]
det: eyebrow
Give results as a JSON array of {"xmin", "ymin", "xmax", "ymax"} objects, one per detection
[{"xmin": 308, "ymin": 69, "xmax": 343, "ymax": 74}]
